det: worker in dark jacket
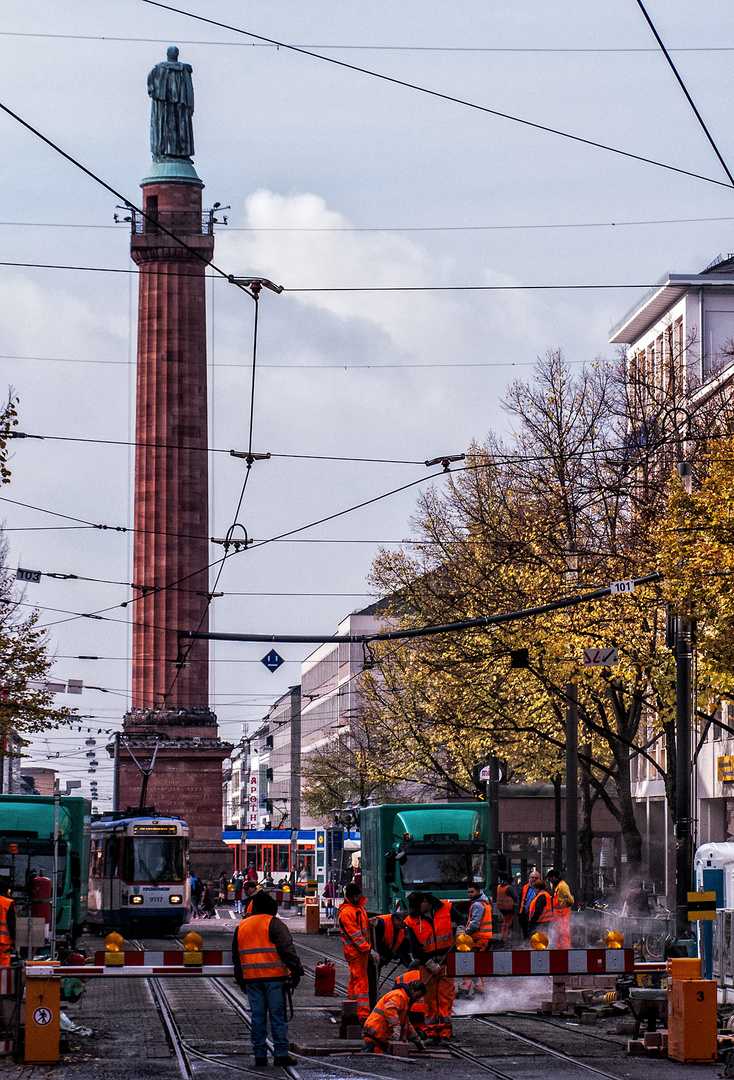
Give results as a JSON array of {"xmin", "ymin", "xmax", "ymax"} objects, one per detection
[
  {"xmin": 367, "ymin": 910, "xmax": 411, "ymax": 1009},
  {"xmin": 526, "ymin": 881, "xmax": 554, "ymax": 936},
  {"xmin": 404, "ymin": 891, "xmax": 463, "ymax": 1046},
  {"xmin": 232, "ymin": 890, "xmax": 304, "ymax": 1067}
]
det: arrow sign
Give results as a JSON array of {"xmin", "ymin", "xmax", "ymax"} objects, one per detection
[
  {"xmin": 582, "ymin": 647, "xmax": 619, "ymax": 667},
  {"xmin": 261, "ymin": 649, "xmax": 284, "ymax": 673}
]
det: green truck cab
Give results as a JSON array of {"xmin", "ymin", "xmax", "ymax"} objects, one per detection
[{"xmin": 360, "ymin": 802, "xmax": 490, "ymax": 913}]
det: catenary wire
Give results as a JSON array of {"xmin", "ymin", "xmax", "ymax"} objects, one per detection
[
  {"xmin": 2, "ymin": 32, "xmax": 734, "ymax": 51},
  {"xmin": 3, "ymin": 213, "xmax": 734, "ymax": 232},
  {"xmin": 141, "ymin": 0, "xmax": 734, "ymax": 190},
  {"xmin": 633, "ymin": 0, "xmax": 734, "ymax": 187}
]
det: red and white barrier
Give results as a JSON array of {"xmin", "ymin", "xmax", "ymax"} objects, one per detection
[
  {"xmin": 446, "ymin": 948, "xmax": 634, "ymax": 977},
  {"xmin": 0, "ymin": 968, "xmax": 16, "ymax": 995},
  {"xmin": 43, "ymin": 951, "xmax": 235, "ymax": 977}
]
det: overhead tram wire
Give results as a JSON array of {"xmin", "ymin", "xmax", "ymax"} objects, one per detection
[
  {"xmin": 634, "ymin": 0, "xmax": 734, "ymax": 188},
  {"xmin": 3, "ymin": 212, "xmax": 734, "ymax": 233},
  {"xmin": 141, "ymin": 0, "xmax": 734, "ymax": 191}
]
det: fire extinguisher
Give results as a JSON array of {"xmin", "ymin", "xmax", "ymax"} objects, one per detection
[{"xmin": 31, "ymin": 874, "xmax": 52, "ymax": 928}]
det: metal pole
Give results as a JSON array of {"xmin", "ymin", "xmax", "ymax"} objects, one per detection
[
  {"xmin": 51, "ymin": 783, "xmax": 59, "ymax": 959},
  {"xmin": 488, "ymin": 756, "xmax": 500, "ymax": 896},
  {"xmin": 565, "ymin": 681, "xmax": 579, "ymax": 898},
  {"xmin": 112, "ymin": 732, "xmax": 120, "ymax": 813},
  {"xmin": 675, "ymin": 615, "xmax": 693, "ymax": 937}
]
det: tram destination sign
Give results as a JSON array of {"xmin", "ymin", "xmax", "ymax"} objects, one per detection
[{"xmin": 132, "ymin": 824, "xmax": 178, "ymax": 835}]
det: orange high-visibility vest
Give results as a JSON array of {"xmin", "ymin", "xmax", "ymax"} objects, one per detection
[
  {"xmin": 470, "ymin": 898, "xmax": 493, "ymax": 947},
  {"xmin": 338, "ymin": 897, "xmax": 370, "ymax": 959},
  {"xmin": 236, "ymin": 914, "xmax": 289, "ymax": 981},
  {"xmin": 528, "ymin": 892, "xmax": 553, "ymax": 925},
  {"xmin": 374, "ymin": 914, "xmax": 405, "ymax": 955},
  {"xmin": 496, "ymin": 885, "xmax": 514, "ymax": 912},
  {"xmin": 363, "ymin": 987, "xmax": 414, "ymax": 1046},
  {"xmin": 519, "ymin": 883, "xmax": 535, "ymax": 913},
  {"xmin": 0, "ymin": 896, "xmax": 12, "ymax": 948},
  {"xmin": 404, "ymin": 900, "xmax": 453, "ymax": 958}
]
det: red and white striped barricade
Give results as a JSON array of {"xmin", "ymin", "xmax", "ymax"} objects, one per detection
[{"xmin": 446, "ymin": 948, "xmax": 635, "ymax": 977}]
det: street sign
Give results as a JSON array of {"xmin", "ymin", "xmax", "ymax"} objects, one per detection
[
  {"xmin": 261, "ymin": 650, "xmax": 284, "ymax": 673},
  {"xmin": 687, "ymin": 891, "xmax": 717, "ymax": 921},
  {"xmin": 610, "ymin": 579, "xmax": 635, "ymax": 595},
  {"xmin": 582, "ymin": 647, "xmax": 619, "ymax": 667},
  {"xmin": 16, "ymin": 567, "xmax": 41, "ymax": 584},
  {"xmin": 479, "ymin": 764, "xmax": 504, "ymax": 781}
]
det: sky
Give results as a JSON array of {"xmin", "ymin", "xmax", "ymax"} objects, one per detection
[{"xmin": 2, "ymin": 0, "xmax": 734, "ymax": 809}]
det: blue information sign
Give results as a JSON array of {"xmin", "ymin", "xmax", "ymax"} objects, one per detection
[{"xmin": 262, "ymin": 650, "xmax": 284, "ymax": 673}]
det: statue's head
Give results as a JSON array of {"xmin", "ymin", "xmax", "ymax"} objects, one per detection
[{"xmin": 167, "ymin": 46, "xmax": 180, "ymax": 62}]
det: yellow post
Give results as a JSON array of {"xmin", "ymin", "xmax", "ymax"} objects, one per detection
[{"xmin": 24, "ymin": 961, "xmax": 60, "ymax": 1064}]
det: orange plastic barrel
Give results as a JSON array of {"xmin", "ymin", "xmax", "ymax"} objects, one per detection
[{"xmin": 314, "ymin": 960, "xmax": 336, "ymax": 996}]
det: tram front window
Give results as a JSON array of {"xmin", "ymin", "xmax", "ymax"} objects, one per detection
[
  {"xmin": 122, "ymin": 838, "xmax": 185, "ymax": 883},
  {"xmin": 399, "ymin": 843, "xmax": 486, "ymax": 892}
]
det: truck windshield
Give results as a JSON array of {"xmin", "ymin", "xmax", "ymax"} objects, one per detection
[
  {"xmin": 122, "ymin": 838, "xmax": 185, "ymax": 883},
  {"xmin": 399, "ymin": 843, "xmax": 486, "ymax": 891}
]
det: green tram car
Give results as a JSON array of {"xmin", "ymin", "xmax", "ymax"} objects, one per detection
[
  {"xmin": 360, "ymin": 801, "xmax": 490, "ymax": 913},
  {"xmin": 0, "ymin": 793, "xmax": 91, "ymax": 949}
]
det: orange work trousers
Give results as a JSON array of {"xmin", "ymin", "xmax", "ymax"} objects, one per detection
[
  {"xmin": 419, "ymin": 962, "xmax": 455, "ymax": 1038},
  {"xmin": 347, "ymin": 951, "xmax": 371, "ymax": 1020},
  {"xmin": 553, "ymin": 908, "xmax": 571, "ymax": 950},
  {"xmin": 500, "ymin": 913, "xmax": 514, "ymax": 940}
]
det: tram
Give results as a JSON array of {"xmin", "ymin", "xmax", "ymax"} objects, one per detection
[
  {"xmin": 87, "ymin": 814, "xmax": 190, "ymax": 934},
  {"xmin": 0, "ymin": 793, "xmax": 91, "ymax": 949}
]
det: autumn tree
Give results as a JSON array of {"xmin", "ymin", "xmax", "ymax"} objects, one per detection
[
  {"xmin": 358, "ymin": 348, "xmax": 730, "ymax": 889},
  {"xmin": 0, "ymin": 391, "xmax": 76, "ymax": 787}
]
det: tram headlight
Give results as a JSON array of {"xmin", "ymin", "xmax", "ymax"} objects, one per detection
[
  {"xmin": 169, "ymin": 894, "xmax": 182, "ymax": 904},
  {"xmin": 130, "ymin": 895, "xmax": 144, "ymax": 904}
]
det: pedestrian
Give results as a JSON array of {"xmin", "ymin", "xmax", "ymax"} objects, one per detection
[
  {"xmin": 496, "ymin": 875, "xmax": 519, "ymax": 941},
  {"xmin": 403, "ymin": 890, "xmax": 462, "ymax": 1047},
  {"xmin": 338, "ymin": 883, "xmax": 372, "ymax": 1022},
  {"xmin": 546, "ymin": 868, "xmax": 574, "ymax": 949},
  {"xmin": 623, "ymin": 878, "xmax": 651, "ymax": 916},
  {"xmin": 247, "ymin": 860, "xmax": 258, "ymax": 884},
  {"xmin": 242, "ymin": 880, "xmax": 260, "ymax": 914},
  {"xmin": 0, "ymin": 883, "xmax": 16, "ymax": 967},
  {"xmin": 518, "ymin": 869, "xmax": 540, "ymax": 938},
  {"xmin": 368, "ymin": 909, "xmax": 411, "ymax": 1008},
  {"xmin": 362, "ymin": 980, "xmax": 427, "ymax": 1055},
  {"xmin": 190, "ymin": 874, "xmax": 203, "ymax": 919},
  {"xmin": 232, "ymin": 870, "xmax": 245, "ymax": 914},
  {"xmin": 232, "ymin": 890, "xmax": 304, "ymax": 1067},
  {"xmin": 526, "ymin": 880, "xmax": 554, "ymax": 937},
  {"xmin": 201, "ymin": 881, "xmax": 216, "ymax": 919},
  {"xmin": 460, "ymin": 882, "xmax": 492, "ymax": 997},
  {"xmin": 218, "ymin": 871, "xmax": 229, "ymax": 905}
]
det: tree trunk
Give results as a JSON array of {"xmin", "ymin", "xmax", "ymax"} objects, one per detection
[
  {"xmin": 579, "ymin": 748, "xmax": 595, "ymax": 904},
  {"xmin": 614, "ymin": 749, "xmax": 644, "ymax": 879}
]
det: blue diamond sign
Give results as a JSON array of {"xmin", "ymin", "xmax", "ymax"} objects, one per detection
[{"xmin": 262, "ymin": 650, "xmax": 284, "ymax": 673}]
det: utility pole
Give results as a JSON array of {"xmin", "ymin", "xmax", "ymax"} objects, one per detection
[
  {"xmin": 675, "ymin": 614, "xmax": 693, "ymax": 937},
  {"xmin": 565, "ymin": 680, "xmax": 579, "ymax": 897},
  {"xmin": 112, "ymin": 732, "xmax": 120, "ymax": 813},
  {"xmin": 487, "ymin": 756, "xmax": 501, "ymax": 894}
]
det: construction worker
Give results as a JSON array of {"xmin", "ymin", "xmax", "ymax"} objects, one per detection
[
  {"xmin": 518, "ymin": 868, "xmax": 540, "ymax": 938},
  {"xmin": 546, "ymin": 867, "xmax": 574, "ymax": 949},
  {"xmin": 460, "ymin": 882, "xmax": 493, "ymax": 997},
  {"xmin": 404, "ymin": 890, "xmax": 462, "ymax": 1047},
  {"xmin": 526, "ymin": 880, "xmax": 554, "ymax": 937},
  {"xmin": 394, "ymin": 962, "xmax": 427, "ymax": 1038},
  {"xmin": 496, "ymin": 875, "xmax": 519, "ymax": 941},
  {"xmin": 368, "ymin": 910, "xmax": 411, "ymax": 1009},
  {"xmin": 232, "ymin": 890, "xmax": 304, "ymax": 1067},
  {"xmin": 338, "ymin": 883, "xmax": 372, "ymax": 1022},
  {"xmin": 0, "ymin": 883, "xmax": 15, "ymax": 967},
  {"xmin": 362, "ymin": 979, "xmax": 427, "ymax": 1055}
]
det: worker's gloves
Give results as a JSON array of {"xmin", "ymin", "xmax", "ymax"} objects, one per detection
[
  {"xmin": 370, "ymin": 949, "xmax": 381, "ymax": 966},
  {"xmin": 287, "ymin": 970, "xmax": 301, "ymax": 991},
  {"xmin": 425, "ymin": 959, "xmax": 442, "ymax": 976},
  {"xmin": 455, "ymin": 925, "xmax": 467, "ymax": 935},
  {"xmin": 410, "ymin": 1035, "xmax": 426, "ymax": 1051}
]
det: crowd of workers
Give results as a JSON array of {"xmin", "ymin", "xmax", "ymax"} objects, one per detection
[{"xmin": 230, "ymin": 865, "xmax": 576, "ymax": 1065}]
